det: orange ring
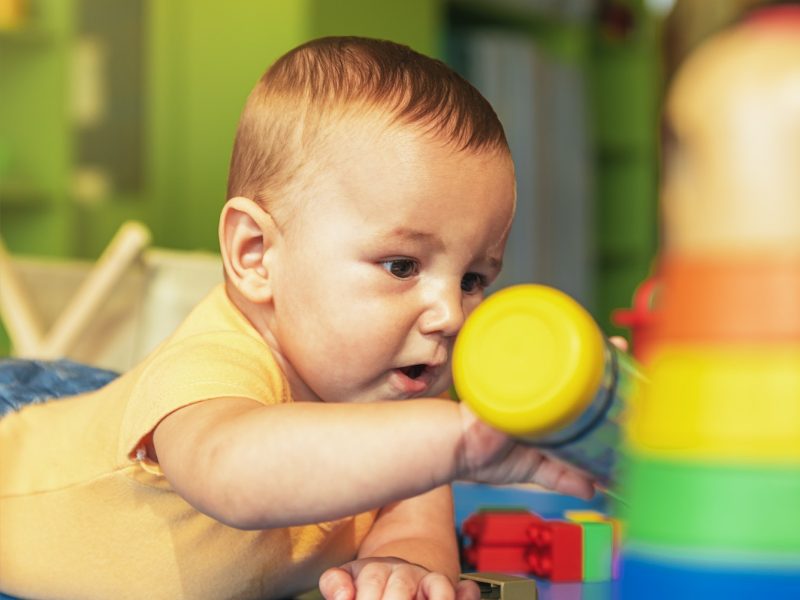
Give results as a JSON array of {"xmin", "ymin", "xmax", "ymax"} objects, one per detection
[{"xmin": 651, "ymin": 254, "xmax": 800, "ymax": 343}]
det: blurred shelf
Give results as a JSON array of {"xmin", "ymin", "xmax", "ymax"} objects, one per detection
[
  {"xmin": 0, "ymin": 180, "xmax": 51, "ymax": 209},
  {"xmin": 447, "ymin": 0, "xmax": 592, "ymax": 59},
  {"xmin": 0, "ymin": 25, "xmax": 51, "ymax": 45},
  {"xmin": 448, "ymin": 0, "xmax": 594, "ymax": 29}
]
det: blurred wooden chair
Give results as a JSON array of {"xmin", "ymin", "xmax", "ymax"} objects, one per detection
[{"xmin": 0, "ymin": 221, "xmax": 222, "ymax": 372}]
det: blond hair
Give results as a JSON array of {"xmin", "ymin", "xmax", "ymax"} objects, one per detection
[{"xmin": 226, "ymin": 36, "xmax": 508, "ymax": 213}]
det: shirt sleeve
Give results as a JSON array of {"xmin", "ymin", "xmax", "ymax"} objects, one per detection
[{"xmin": 117, "ymin": 331, "xmax": 288, "ymax": 471}]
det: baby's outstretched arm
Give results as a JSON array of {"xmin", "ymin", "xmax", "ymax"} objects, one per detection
[{"xmin": 151, "ymin": 397, "xmax": 594, "ymax": 529}]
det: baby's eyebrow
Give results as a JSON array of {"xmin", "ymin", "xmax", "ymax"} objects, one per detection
[
  {"xmin": 383, "ymin": 227, "xmax": 444, "ymax": 250},
  {"xmin": 380, "ymin": 226, "xmax": 502, "ymax": 270}
]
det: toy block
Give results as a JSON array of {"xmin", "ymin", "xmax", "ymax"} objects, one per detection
[
  {"xmin": 565, "ymin": 510, "xmax": 623, "ymax": 579},
  {"xmin": 580, "ymin": 522, "xmax": 614, "ymax": 582},
  {"xmin": 465, "ymin": 545, "xmax": 532, "ymax": 574},
  {"xmin": 526, "ymin": 521, "xmax": 583, "ymax": 582},
  {"xmin": 461, "ymin": 572, "xmax": 538, "ymax": 600},
  {"xmin": 563, "ymin": 509, "xmax": 606, "ymax": 523},
  {"xmin": 463, "ymin": 511, "xmax": 544, "ymax": 546}
]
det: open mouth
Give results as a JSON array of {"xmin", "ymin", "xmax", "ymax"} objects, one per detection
[{"xmin": 399, "ymin": 364, "xmax": 427, "ymax": 380}]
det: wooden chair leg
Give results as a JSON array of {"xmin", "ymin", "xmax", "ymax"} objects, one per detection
[
  {"xmin": 37, "ymin": 221, "xmax": 151, "ymax": 360},
  {"xmin": 0, "ymin": 235, "xmax": 46, "ymax": 357}
]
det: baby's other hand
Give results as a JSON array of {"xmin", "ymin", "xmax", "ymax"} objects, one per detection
[{"xmin": 319, "ymin": 557, "xmax": 480, "ymax": 600}]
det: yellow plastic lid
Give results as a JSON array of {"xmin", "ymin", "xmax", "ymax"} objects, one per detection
[{"xmin": 453, "ymin": 284, "xmax": 606, "ymax": 438}]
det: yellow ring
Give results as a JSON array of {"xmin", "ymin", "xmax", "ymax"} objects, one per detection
[{"xmin": 626, "ymin": 344, "xmax": 800, "ymax": 460}]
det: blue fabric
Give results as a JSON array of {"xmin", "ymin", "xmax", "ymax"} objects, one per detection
[
  {"xmin": 0, "ymin": 359, "xmax": 118, "ymax": 600},
  {"xmin": 0, "ymin": 358, "xmax": 118, "ymax": 418}
]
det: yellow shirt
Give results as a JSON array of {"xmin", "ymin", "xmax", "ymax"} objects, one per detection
[{"xmin": 0, "ymin": 284, "xmax": 377, "ymax": 600}]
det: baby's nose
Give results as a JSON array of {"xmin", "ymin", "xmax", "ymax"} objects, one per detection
[{"xmin": 419, "ymin": 289, "xmax": 465, "ymax": 337}]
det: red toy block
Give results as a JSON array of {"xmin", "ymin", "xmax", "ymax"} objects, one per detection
[
  {"xmin": 462, "ymin": 511, "xmax": 544, "ymax": 546},
  {"xmin": 464, "ymin": 545, "xmax": 531, "ymax": 574},
  {"xmin": 526, "ymin": 520, "xmax": 583, "ymax": 582}
]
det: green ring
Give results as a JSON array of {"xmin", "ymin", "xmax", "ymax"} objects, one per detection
[{"xmin": 620, "ymin": 453, "xmax": 800, "ymax": 554}]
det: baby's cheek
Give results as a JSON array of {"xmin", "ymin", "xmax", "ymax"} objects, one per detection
[{"xmin": 431, "ymin": 377, "xmax": 454, "ymax": 399}]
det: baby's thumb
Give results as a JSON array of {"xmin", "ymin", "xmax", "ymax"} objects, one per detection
[{"xmin": 319, "ymin": 567, "xmax": 355, "ymax": 600}]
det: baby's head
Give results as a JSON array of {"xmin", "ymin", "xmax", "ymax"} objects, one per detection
[
  {"xmin": 220, "ymin": 36, "xmax": 517, "ymax": 404},
  {"xmin": 226, "ymin": 36, "xmax": 510, "ymax": 223}
]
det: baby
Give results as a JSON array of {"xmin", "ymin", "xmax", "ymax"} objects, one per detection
[{"xmin": 0, "ymin": 36, "xmax": 594, "ymax": 600}]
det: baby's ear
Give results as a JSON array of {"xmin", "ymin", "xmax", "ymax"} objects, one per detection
[{"xmin": 219, "ymin": 197, "xmax": 279, "ymax": 303}]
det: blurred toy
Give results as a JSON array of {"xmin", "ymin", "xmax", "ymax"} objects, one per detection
[
  {"xmin": 452, "ymin": 284, "xmax": 645, "ymax": 485},
  {"xmin": 0, "ymin": 0, "xmax": 27, "ymax": 30},
  {"xmin": 611, "ymin": 274, "xmax": 661, "ymax": 363},
  {"xmin": 619, "ymin": 6, "xmax": 800, "ymax": 599},
  {"xmin": 462, "ymin": 509, "xmax": 614, "ymax": 583}
]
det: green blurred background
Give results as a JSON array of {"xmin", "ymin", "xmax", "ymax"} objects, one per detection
[{"xmin": 0, "ymin": 0, "xmax": 767, "ymax": 357}]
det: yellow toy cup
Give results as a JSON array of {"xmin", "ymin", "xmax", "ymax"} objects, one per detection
[{"xmin": 453, "ymin": 284, "xmax": 643, "ymax": 484}]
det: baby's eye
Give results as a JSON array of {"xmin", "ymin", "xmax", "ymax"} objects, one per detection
[
  {"xmin": 382, "ymin": 259, "xmax": 419, "ymax": 279},
  {"xmin": 461, "ymin": 272, "xmax": 488, "ymax": 294}
]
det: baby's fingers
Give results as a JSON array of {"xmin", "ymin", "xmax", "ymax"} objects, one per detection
[
  {"xmin": 534, "ymin": 454, "xmax": 595, "ymax": 500},
  {"xmin": 380, "ymin": 570, "xmax": 422, "ymax": 600},
  {"xmin": 319, "ymin": 567, "xmax": 356, "ymax": 600},
  {"xmin": 609, "ymin": 335, "xmax": 629, "ymax": 352},
  {"xmin": 455, "ymin": 579, "xmax": 481, "ymax": 600},
  {"xmin": 352, "ymin": 563, "xmax": 396, "ymax": 600},
  {"xmin": 416, "ymin": 572, "xmax": 457, "ymax": 600}
]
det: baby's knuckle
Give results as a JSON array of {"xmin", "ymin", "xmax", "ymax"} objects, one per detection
[{"xmin": 360, "ymin": 570, "xmax": 388, "ymax": 586}]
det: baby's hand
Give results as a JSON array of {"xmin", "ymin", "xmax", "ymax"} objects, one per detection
[
  {"xmin": 319, "ymin": 557, "xmax": 480, "ymax": 600},
  {"xmin": 455, "ymin": 402, "xmax": 596, "ymax": 500}
]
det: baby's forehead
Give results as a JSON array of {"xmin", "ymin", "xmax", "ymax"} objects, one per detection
[
  {"xmin": 274, "ymin": 112, "xmax": 513, "ymax": 225},
  {"xmin": 309, "ymin": 102, "xmax": 508, "ymax": 157}
]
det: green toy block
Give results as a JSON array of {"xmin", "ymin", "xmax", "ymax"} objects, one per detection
[{"xmin": 581, "ymin": 522, "xmax": 614, "ymax": 582}]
